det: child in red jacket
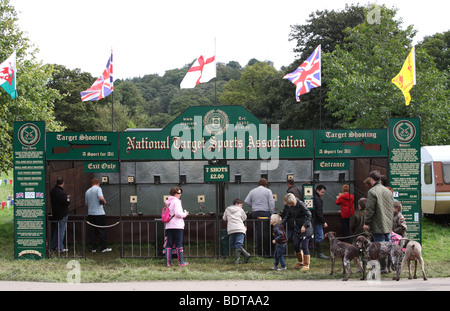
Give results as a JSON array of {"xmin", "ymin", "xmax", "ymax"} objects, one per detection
[{"xmin": 335, "ymin": 184, "xmax": 354, "ymax": 242}]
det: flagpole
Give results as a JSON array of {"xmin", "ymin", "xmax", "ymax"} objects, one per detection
[
  {"xmin": 214, "ymin": 80, "xmax": 217, "ymax": 105},
  {"xmin": 14, "ymin": 50, "xmax": 18, "ymax": 121},
  {"xmin": 14, "ymin": 91, "xmax": 18, "ymax": 122},
  {"xmin": 319, "ymin": 88, "xmax": 322, "ymax": 129},
  {"xmin": 319, "ymin": 44, "xmax": 322, "ymax": 129},
  {"xmin": 214, "ymin": 37, "xmax": 217, "ymax": 105},
  {"xmin": 111, "ymin": 48, "xmax": 114, "ymax": 131}
]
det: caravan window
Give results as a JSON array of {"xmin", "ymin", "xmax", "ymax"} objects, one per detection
[
  {"xmin": 424, "ymin": 163, "xmax": 432, "ymax": 185},
  {"xmin": 443, "ymin": 163, "xmax": 450, "ymax": 184}
]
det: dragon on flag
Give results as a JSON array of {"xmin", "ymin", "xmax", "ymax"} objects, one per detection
[{"xmin": 0, "ymin": 51, "xmax": 17, "ymax": 99}]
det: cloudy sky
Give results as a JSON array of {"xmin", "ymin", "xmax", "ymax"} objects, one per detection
[{"xmin": 9, "ymin": 0, "xmax": 449, "ymax": 79}]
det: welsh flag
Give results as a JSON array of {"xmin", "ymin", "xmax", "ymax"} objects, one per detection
[{"xmin": 0, "ymin": 51, "xmax": 17, "ymax": 99}]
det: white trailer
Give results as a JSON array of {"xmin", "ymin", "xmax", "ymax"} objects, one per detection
[{"xmin": 421, "ymin": 146, "xmax": 450, "ymax": 215}]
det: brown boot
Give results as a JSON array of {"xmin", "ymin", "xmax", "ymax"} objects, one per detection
[
  {"xmin": 301, "ymin": 255, "xmax": 310, "ymax": 271},
  {"xmin": 294, "ymin": 251, "xmax": 304, "ymax": 269}
]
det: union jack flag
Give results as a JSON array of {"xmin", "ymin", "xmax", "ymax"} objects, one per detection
[
  {"xmin": 283, "ymin": 45, "xmax": 321, "ymax": 102},
  {"xmin": 80, "ymin": 51, "xmax": 114, "ymax": 102},
  {"xmin": 16, "ymin": 192, "xmax": 23, "ymax": 199},
  {"xmin": 36, "ymin": 192, "xmax": 44, "ymax": 198}
]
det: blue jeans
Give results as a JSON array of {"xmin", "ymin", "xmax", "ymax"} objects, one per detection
[
  {"xmin": 51, "ymin": 215, "xmax": 68, "ymax": 251},
  {"xmin": 229, "ymin": 233, "xmax": 245, "ymax": 249},
  {"xmin": 274, "ymin": 243, "xmax": 287, "ymax": 268},
  {"xmin": 166, "ymin": 229, "xmax": 184, "ymax": 249},
  {"xmin": 314, "ymin": 223, "xmax": 324, "ymax": 244},
  {"xmin": 372, "ymin": 233, "xmax": 391, "ymax": 242}
]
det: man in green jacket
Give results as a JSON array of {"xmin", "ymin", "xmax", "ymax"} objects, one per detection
[{"xmin": 363, "ymin": 170, "xmax": 393, "ymax": 242}]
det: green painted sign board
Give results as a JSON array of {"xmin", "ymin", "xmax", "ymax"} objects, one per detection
[
  {"xmin": 120, "ymin": 106, "xmax": 315, "ymax": 161},
  {"xmin": 389, "ymin": 118, "xmax": 421, "ymax": 243},
  {"xmin": 315, "ymin": 129, "xmax": 387, "ymax": 158},
  {"xmin": 84, "ymin": 161, "xmax": 119, "ymax": 173},
  {"xmin": 46, "ymin": 132, "xmax": 118, "ymax": 160},
  {"xmin": 13, "ymin": 122, "xmax": 46, "ymax": 260},
  {"xmin": 315, "ymin": 159, "xmax": 350, "ymax": 171},
  {"xmin": 204, "ymin": 165, "xmax": 230, "ymax": 182}
]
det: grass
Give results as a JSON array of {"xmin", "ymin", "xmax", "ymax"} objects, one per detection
[{"xmin": 0, "ymin": 170, "xmax": 449, "ymax": 283}]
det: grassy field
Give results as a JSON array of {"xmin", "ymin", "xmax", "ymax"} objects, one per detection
[{"xmin": 0, "ymin": 171, "xmax": 449, "ymax": 283}]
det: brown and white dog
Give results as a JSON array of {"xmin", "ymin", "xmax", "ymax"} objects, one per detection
[
  {"xmin": 324, "ymin": 231, "xmax": 363, "ymax": 281},
  {"xmin": 355, "ymin": 235, "xmax": 402, "ymax": 281}
]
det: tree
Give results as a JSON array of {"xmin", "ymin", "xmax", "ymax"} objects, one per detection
[
  {"xmin": 94, "ymin": 101, "xmax": 132, "ymax": 132},
  {"xmin": 283, "ymin": 4, "xmax": 367, "ymax": 130},
  {"xmin": 219, "ymin": 61, "xmax": 279, "ymax": 122},
  {"xmin": 289, "ymin": 4, "xmax": 366, "ymax": 60},
  {"xmin": 0, "ymin": 0, "xmax": 63, "ymax": 173},
  {"xmin": 114, "ymin": 80, "xmax": 147, "ymax": 117},
  {"xmin": 323, "ymin": 5, "xmax": 450, "ymax": 145},
  {"xmin": 418, "ymin": 31, "xmax": 450, "ymax": 72},
  {"xmin": 48, "ymin": 65, "xmax": 98, "ymax": 131}
]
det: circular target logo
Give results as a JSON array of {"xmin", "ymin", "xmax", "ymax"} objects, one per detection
[
  {"xmin": 18, "ymin": 123, "xmax": 41, "ymax": 147},
  {"xmin": 203, "ymin": 109, "xmax": 229, "ymax": 135},
  {"xmin": 393, "ymin": 120, "xmax": 416, "ymax": 144}
]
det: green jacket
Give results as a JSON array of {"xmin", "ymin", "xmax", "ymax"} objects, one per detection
[{"xmin": 365, "ymin": 182, "xmax": 393, "ymax": 234}]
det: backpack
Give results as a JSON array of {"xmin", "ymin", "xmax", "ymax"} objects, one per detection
[{"xmin": 161, "ymin": 203, "xmax": 174, "ymax": 223}]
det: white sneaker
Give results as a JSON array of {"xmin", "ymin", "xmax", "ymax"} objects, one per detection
[{"xmin": 101, "ymin": 248, "xmax": 112, "ymax": 253}]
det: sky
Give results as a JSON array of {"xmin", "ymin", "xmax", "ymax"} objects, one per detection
[{"xmin": 9, "ymin": 0, "xmax": 450, "ymax": 80}]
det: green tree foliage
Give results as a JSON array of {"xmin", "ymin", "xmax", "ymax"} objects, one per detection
[
  {"xmin": 220, "ymin": 61, "xmax": 280, "ymax": 122},
  {"xmin": 0, "ymin": 0, "xmax": 63, "ymax": 173},
  {"xmin": 324, "ymin": 5, "xmax": 449, "ymax": 145},
  {"xmin": 289, "ymin": 4, "xmax": 366, "ymax": 59},
  {"xmin": 418, "ymin": 31, "xmax": 450, "ymax": 72},
  {"xmin": 283, "ymin": 4, "xmax": 367, "ymax": 130},
  {"xmin": 48, "ymin": 64, "xmax": 98, "ymax": 131}
]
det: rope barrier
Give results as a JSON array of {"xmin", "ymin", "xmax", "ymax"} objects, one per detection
[{"xmin": 86, "ymin": 221, "xmax": 120, "ymax": 229}]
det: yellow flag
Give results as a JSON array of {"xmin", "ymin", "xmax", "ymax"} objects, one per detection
[{"xmin": 392, "ymin": 47, "xmax": 416, "ymax": 106}]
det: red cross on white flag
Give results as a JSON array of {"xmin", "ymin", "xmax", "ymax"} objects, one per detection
[{"xmin": 180, "ymin": 42, "xmax": 216, "ymax": 89}]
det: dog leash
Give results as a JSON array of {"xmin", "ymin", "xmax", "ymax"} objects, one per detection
[{"xmin": 335, "ymin": 232, "xmax": 366, "ymax": 240}]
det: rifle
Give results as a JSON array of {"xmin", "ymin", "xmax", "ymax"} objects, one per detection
[
  {"xmin": 322, "ymin": 139, "xmax": 381, "ymax": 151},
  {"xmin": 52, "ymin": 142, "xmax": 112, "ymax": 155},
  {"xmin": 52, "ymin": 144, "xmax": 91, "ymax": 154}
]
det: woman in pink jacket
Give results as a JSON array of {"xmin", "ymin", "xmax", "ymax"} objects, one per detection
[{"xmin": 165, "ymin": 186, "xmax": 189, "ymax": 266}]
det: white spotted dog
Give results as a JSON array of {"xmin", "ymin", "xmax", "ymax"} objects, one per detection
[
  {"xmin": 324, "ymin": 231, "xmax": 363, "ymax": 281},
  {"xmin": 355, "ymin": 235, "xmax": 402, "ymax": 281}
]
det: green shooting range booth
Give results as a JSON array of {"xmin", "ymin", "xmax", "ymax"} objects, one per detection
[{"xmin": 13, "ymin": 106, "xmax": 421, "ymax": 260}]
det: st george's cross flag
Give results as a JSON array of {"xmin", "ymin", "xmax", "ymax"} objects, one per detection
[
  {"xmin": 81, "ymin": 51, "xmax": 114, "ymax": 102},
  {"xmin": 392, "ymin": 47, "xmax": 416, "ymax": 106},
  {"xmin": 0, "ymin": 51, "xmax": 17, "ymax": 99},
  {"xmin": 180, "ymin": 54, "xmax": 216, "ymax": 89},
  {"xmin": 283, "ymin": 45, "xmax": 321, "ymax": 102},
  {"xmin": 180, "ymin": 44, "xmax": 216, "ymax": 89}
]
